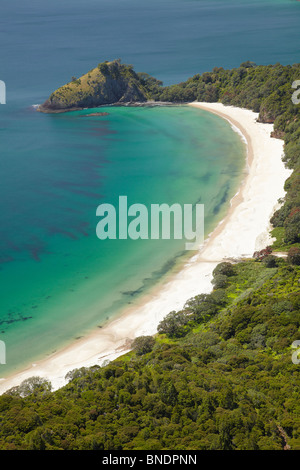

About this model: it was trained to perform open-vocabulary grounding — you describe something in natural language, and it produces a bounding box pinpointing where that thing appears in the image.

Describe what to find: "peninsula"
[38,59,150,113]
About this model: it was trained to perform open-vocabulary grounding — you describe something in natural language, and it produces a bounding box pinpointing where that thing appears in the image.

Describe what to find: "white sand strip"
[0,102,291,394]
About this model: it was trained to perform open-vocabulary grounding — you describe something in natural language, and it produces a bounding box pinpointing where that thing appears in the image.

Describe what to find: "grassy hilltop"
[38,59,150,113]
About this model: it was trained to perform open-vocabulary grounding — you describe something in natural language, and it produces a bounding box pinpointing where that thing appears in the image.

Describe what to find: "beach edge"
[0,102,291,394]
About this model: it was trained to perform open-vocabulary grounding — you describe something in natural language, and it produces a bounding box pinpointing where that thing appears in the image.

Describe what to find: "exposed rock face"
[257,108,276,123]
[271,129,285,139]
[38,60,149,113]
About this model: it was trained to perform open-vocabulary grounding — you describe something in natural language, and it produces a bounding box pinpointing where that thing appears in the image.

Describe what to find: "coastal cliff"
[38,60,149,113]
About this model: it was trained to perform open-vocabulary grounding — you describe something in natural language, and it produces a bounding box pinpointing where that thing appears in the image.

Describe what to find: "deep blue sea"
[0,0,299,376]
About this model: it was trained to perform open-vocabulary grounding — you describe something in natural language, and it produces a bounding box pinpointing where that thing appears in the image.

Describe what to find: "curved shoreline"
[0,102,291,394]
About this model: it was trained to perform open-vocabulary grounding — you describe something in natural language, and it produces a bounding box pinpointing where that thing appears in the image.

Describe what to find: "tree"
[98,63,109,75]
[132,336,155,355]
[240,61,257,68]
[262,255,278,268]
[157,310,189,338]
[65,366,96,383]
[287,246,300,265]
[159,381,178,406]
[15,376,52,398]
[212,274,228,289]
[284,224,300,244]
[184,293,220,322]
[213,262,235,277]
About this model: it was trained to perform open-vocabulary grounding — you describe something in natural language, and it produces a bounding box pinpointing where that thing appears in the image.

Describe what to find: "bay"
[0,0,299,376]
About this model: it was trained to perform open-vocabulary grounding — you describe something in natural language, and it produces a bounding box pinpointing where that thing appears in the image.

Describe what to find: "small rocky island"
[38,60,152,113]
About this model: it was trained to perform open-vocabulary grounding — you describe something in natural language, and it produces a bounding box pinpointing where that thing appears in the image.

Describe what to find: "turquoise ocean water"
[0,0,299,376]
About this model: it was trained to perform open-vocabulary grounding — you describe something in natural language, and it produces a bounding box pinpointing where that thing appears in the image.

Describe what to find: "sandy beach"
[0,102,291,395]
